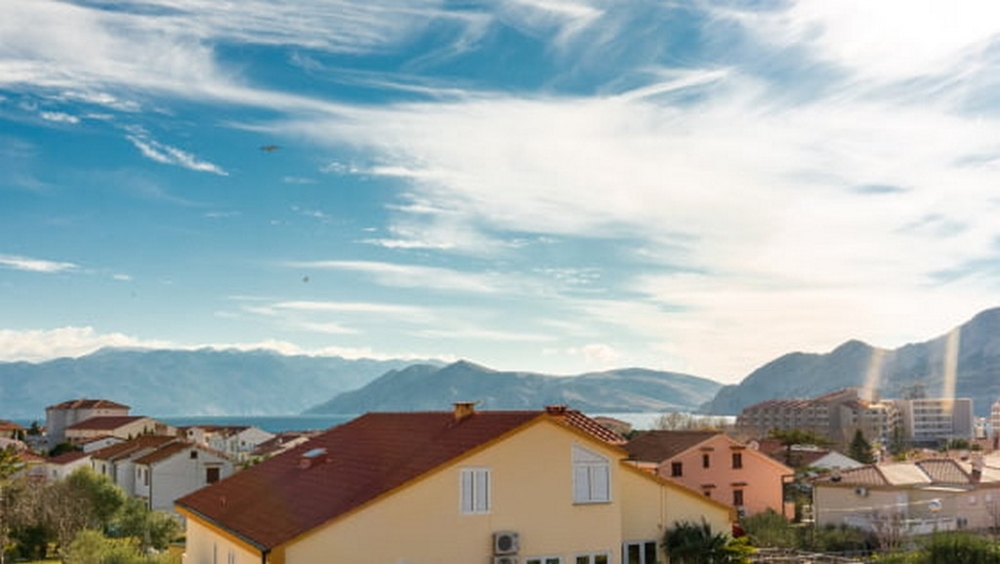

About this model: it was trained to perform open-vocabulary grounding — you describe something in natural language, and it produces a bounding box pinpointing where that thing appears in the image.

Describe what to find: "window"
[226,551,235,564]
[206,466,221,484]
[460,468,491,514]
[624,541,657,564]
[732,452,743,469]
[190,450,198,459]
[733,489,744,507]
[702,453,710,468]
[526,557,561,564]
[670,461,683,477]
[576,553,609,564]
[573,445,610,503]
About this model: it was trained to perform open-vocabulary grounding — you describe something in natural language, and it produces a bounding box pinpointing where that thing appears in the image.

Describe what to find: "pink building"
[625,430,793,517]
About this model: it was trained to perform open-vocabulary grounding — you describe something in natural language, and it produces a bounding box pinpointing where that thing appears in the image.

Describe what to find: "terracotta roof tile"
[134,441,197,465]
[177,410,553,550]
[48,450,90,465]
[47,398,130,411]
[623,430,721,462]
[90,435,179,461]
[0,420,25,431]
[916,459,971,485]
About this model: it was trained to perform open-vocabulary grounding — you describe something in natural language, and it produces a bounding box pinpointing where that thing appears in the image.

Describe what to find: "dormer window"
[573,445,610,504]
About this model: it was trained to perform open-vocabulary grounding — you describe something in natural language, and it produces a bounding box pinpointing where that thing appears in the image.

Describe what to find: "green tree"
[0,446,25,564]
[663,519,749,564]
[767,428,831,468]
[849,430,876,464]
[65,467,129,531]
[113,497,181,551]
[741,509,797,549]
[63,529,178,564]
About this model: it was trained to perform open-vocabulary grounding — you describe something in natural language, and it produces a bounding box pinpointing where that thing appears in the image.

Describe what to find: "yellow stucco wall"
[183,416,735,564]
[285,419,624,563]
[619,464,732,562]
[182,511,262,564]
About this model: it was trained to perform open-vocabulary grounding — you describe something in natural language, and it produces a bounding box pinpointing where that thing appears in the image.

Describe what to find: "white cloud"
[727,0,1000,82]
[288,260,503,293]
[0,327,172,362]
[39,111,80,124]
[125,131,228,175]
[0,254,77,273]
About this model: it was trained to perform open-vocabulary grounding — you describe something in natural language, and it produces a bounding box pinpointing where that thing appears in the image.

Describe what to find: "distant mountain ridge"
[702,307,1000,417]
[0,348,422,420]
[304,360,723,414]
[4,306,1000,422]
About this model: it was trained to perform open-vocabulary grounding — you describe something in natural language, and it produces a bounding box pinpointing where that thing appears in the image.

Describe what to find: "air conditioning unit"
[493,531,519,555]
[494,557,519,564]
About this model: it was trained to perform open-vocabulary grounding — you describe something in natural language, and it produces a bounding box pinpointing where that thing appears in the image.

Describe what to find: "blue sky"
[3,0,1000,384]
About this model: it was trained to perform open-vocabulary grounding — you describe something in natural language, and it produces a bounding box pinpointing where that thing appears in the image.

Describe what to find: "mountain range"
[3,306,1000,421]
[303,360,722,414]
[703,307,1000,417]
[0,348,419,420]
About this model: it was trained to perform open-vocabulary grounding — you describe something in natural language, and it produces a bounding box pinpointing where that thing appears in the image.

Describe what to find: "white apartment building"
[892,397,974,445]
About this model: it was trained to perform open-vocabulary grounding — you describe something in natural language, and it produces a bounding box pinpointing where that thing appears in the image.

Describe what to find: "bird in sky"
[260,145,280,152]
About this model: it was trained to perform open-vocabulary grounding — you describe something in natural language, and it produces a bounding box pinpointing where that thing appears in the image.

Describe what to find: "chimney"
[453,402,477,421]
[545,405,568,417]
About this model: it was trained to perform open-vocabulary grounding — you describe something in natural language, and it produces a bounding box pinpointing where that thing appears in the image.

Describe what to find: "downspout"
[261,548,269,564]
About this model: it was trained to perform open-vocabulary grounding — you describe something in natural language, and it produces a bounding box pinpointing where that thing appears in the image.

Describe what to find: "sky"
[3,0,1000,384]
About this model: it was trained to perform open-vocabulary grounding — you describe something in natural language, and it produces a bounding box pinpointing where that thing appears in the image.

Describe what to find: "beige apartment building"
[737,388,900,446]
[737,388,973,448]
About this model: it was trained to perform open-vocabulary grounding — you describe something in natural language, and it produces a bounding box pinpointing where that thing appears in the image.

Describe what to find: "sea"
[13,412,710,434]
[157,412,669,434]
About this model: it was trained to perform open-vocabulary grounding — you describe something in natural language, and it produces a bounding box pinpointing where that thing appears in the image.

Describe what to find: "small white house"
[46,450,92,481]
[183,425,274,462]
[133,442,234,512]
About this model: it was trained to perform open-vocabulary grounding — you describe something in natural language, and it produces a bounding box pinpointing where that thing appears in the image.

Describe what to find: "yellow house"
[176,405,733,564]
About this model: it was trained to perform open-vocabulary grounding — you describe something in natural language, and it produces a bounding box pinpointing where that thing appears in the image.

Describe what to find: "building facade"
[177,406,733,564]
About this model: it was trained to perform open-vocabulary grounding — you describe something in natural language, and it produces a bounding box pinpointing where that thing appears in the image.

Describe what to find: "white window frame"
[573,445,611,504]
[525,557,562,564]
[459,467,491,514]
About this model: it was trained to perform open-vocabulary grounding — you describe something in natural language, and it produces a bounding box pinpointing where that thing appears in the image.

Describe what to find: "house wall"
[46,457,91,481]
[815,483,1000,531]
[143,448,234,512]
[46,406,130,444]
[656,434,790,517]
[185,517,261,564]
[283,421,628,564]
[619,464,731,562]
[66,417,157,442]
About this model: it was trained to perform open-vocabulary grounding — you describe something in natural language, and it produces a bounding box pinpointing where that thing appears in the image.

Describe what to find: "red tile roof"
[134,441,207,465]
[624,430,721,462]
[48,450,90,465]
[0,420,25,431]
[66,416,148,431]
[90,435,179,461]
[177,409,615,551]
[47,398,130,411]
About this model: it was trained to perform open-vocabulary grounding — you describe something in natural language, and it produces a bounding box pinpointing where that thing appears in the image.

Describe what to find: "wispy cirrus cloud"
[125,129,228,175]
[0,254,77,273]
[287,260,504,293]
